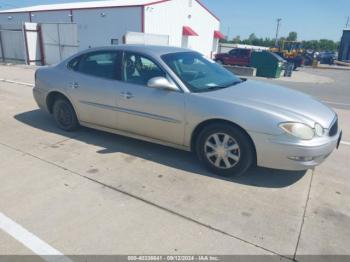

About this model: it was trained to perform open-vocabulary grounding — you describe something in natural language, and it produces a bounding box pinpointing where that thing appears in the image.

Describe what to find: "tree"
[220,31,338,51]
[318,39,337,51]
[248,33,257,42]
[301,39,339,51]
[286,32,298,41]
[232,35,241,43]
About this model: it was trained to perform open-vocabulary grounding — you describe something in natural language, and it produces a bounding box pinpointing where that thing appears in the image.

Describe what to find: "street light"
[275,18,282,48]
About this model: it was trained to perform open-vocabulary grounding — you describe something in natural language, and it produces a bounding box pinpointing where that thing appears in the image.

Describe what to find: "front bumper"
[249,130,342,171]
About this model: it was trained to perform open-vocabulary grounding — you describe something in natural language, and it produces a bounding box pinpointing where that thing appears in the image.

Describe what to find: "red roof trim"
[0,5,144,14]
[214,30,225,39]
[183,26,198,36]
[195,0,220,21]
[0,0,219,22]
[0,1,171,14]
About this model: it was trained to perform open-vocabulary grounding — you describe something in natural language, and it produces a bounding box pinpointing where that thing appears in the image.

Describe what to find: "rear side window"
[68,51,120,80]
[229,49,238,56]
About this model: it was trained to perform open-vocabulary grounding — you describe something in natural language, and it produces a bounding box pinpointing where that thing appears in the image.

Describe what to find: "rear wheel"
[52,98,79,131]
[196,123,255,177]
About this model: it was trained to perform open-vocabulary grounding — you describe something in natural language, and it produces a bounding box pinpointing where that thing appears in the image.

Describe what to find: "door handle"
[69,81,79,89]
[120,91,134,99]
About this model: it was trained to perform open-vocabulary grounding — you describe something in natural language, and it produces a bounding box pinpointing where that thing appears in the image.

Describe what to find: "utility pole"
[346,16,349,28]
[226,26,230,41]
[275,18,282,47]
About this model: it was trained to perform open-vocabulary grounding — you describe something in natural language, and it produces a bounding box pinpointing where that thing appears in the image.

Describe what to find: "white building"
[0,0,224,57]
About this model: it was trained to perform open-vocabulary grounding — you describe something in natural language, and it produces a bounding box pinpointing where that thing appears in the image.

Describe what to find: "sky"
[0,0,349,41]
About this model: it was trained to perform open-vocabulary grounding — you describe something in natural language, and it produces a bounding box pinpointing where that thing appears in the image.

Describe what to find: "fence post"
[38,24,45,65]
[0,25,5,62]
[23,23,30,65]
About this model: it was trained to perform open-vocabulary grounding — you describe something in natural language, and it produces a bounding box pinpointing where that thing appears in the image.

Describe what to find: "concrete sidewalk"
[0,64,36,85]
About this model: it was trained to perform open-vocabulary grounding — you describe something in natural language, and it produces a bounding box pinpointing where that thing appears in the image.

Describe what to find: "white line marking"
[0,78,34,87]
[322,100,350,107]
[0,212,72,262]
[341,141,350,146]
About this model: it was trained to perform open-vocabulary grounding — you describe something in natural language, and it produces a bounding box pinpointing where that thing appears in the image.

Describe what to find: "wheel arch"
[46,91,73,114]
[190,119,257,163]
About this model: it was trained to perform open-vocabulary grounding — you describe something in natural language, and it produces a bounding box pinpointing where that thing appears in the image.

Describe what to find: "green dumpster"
[251,51,284,78]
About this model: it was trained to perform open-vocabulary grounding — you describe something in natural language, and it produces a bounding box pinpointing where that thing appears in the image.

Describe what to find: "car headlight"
[279,122,315,140]
[314,123,325,137]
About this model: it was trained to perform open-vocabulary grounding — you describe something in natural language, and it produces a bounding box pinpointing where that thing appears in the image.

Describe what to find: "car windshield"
[162,52,242,92]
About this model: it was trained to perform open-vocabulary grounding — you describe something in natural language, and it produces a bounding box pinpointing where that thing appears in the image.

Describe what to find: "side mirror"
[147,77,178,91]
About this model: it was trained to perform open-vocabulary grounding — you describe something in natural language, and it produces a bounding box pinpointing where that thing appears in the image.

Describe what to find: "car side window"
[229,49,238,56]
[71,51,119,80]
[68,56,81,71]
[242,50,250,57]
[122,52,166,86]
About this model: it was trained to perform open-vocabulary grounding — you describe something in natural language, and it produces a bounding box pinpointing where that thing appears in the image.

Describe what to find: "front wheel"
[196,123,255,177]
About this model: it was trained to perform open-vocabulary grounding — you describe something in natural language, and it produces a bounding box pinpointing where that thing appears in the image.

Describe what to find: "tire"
[216,59,224,65]
[52,98,79,131]
[196,123,255,177]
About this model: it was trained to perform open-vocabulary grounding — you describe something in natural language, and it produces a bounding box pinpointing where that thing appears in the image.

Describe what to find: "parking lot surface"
[0,65,349,260]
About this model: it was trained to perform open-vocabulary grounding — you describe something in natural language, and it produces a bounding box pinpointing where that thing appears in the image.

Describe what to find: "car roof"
[80,45,193,57]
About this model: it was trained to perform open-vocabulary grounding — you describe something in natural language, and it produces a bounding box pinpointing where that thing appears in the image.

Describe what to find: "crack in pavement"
[293,168,315,260]
[0,141,293,260]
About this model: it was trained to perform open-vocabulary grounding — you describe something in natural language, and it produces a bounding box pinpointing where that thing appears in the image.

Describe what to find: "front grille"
[329,118,338,137]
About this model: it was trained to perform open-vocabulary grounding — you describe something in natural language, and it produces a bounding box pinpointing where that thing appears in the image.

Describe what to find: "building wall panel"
[31,10,72,23]
[0,12,29,24]
[73,7,142,50]
[144,0,220,57]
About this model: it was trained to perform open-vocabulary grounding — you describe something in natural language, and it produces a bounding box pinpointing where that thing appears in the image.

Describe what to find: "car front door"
[116,51,185,145]
[241,49,251,66]
[65,50,122,129]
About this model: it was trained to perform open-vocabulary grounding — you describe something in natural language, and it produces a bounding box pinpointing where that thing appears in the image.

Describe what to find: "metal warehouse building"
[339,29,350,62]
[0,0,223,64]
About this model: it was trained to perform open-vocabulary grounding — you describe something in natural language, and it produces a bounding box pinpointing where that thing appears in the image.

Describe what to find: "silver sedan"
[33,45,342,176]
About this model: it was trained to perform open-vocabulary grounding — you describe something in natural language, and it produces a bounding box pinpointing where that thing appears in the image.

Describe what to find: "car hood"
[199,80,335,128]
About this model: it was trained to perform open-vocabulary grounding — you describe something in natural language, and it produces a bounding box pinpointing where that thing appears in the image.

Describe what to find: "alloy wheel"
[204,133,241,169]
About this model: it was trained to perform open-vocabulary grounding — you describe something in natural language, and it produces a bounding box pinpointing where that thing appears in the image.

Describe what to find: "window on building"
[122,52,166,86]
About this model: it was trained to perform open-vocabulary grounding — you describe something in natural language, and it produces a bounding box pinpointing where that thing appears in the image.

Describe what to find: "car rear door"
[65,50,122,129]
[116,51,185,145]
[226,49,239,65]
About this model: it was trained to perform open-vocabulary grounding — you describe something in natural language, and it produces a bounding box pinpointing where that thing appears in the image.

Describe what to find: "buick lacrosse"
[33,45,342,176]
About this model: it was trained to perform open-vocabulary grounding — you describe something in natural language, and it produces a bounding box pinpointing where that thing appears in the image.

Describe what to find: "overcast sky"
[0,0,348,41]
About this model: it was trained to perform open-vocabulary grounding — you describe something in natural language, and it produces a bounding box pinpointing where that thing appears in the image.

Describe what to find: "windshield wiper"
[196,80,242,93]
[220,80,242,88]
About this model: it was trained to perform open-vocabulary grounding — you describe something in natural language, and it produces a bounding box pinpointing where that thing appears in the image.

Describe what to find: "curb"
[313,66,350,71]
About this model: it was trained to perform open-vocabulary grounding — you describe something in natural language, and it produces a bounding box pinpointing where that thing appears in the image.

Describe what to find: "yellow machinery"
[271,40,304,59]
